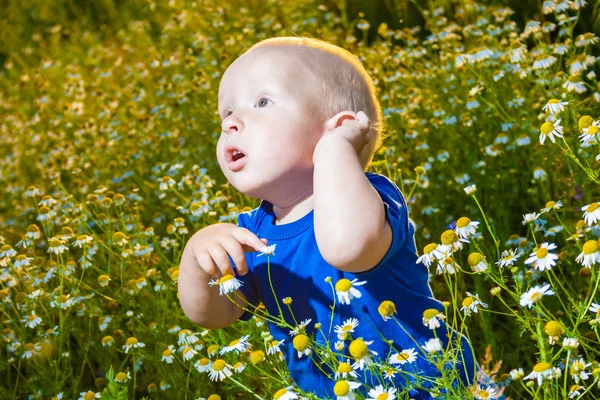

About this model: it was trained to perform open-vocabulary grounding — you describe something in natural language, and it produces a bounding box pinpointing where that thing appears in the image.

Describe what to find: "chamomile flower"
[208,359,233,381]
[335,278,366,305]
[292,334,312,358]
[578,123,600,145]
[510,368,524,380]
[208,274,243,296]
[569,358,591,383]
[377,300,397,321]
[588,303,600,325]
[562,337,580,350]
[266,339,285,355]
[461,292,488,316]
[495,248,523,268]
[416,243,445,267]
[22,310,42,329]
[524,362,554,386]
[123,337,145,353]
[422,308,445,330]
[569,385,583,398]
[388,348,418,365]
[436,255,458,275]
[544,321,564,345]
[332,380,361,400]
[454,217,480,239]
[349,338,378,370]
[523,212,540,224]
[473,384,497,399]
[334,318,360,340]
[440,229,468,252]
[520,284,555,308]
[272,386,298,400]
[47,238,68,255]
[257,244,276,257]
[540,200,563,213]
[181,346,197,361]
[468,252,488,273]
[423,337,443,354]
[78,392,100,400]
[524,242,558,271]
[22,342,42,358]
[542,99,568,114]
[220,335,251,355]
[289,318,311,336]
[581,202,600,226]
[366,385,397,400]
[464,184,477,195]
[161,345,175,363]
[575,240,600,268]
[233,361,246,373]
[539,119,564,144]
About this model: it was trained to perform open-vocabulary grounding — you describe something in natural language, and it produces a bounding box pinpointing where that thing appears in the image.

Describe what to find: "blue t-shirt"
[233,172,475,399]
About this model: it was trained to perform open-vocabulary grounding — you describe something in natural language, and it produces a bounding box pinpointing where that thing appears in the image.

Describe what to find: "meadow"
[1,0,600,399]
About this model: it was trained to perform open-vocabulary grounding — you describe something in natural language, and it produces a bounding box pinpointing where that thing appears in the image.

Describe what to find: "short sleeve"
[357,172,409,274]
[233,211,261,321]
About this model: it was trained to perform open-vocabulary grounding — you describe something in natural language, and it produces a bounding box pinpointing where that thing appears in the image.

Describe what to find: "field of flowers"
[1,0,600,399]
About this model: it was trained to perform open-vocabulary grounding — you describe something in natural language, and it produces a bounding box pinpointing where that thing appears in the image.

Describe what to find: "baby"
[179,36,502,399]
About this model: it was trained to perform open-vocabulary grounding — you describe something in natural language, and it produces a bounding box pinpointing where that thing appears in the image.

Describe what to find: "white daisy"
[334,318,360,340]
[208,359,233,381]
[161,345,175,363]
[366,384,397,400]
[588,303,600,325]
[540,200,563,213]
[220,335,251,355]
[122,337,145,353]
[510,368,524,380]
[563,337,580,350]
[542,99,568,115]
[266,338,285,355]
[194,357,212,373]
[335,361,358,379]
[22,310,42,329]
[461,292,488,316]
[388,348,418,365]
[520,284,555,308]
[208,274,243,296]
[416,243,446,267]
[454,217,480,239]
[495,248,523,268]
[292,334,312,359]
[78,392,100,400]
[578,123,600,145]
[335,278,366,305]
[524,362,554,386]
[575,240,600,268]
[332,380,361,400]
[271,386,298,400]
[422,309,445,330]
[523,212,540,224]
[289,318,312,337]
[473,384,497,399]
[524,242,558,271]
[422,337,443,354]
[436,255,457,275]
[539,119,564,144]
[569,358,591,383]
[348,338,378,370]
[257,243,277,257]
[581,202,600,226]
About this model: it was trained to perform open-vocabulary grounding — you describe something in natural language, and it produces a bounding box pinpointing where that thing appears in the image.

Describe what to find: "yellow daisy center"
[378,300,396,318]
[342,325,353,331]
[456,217,471,228]
[544,321,563,336]
[24,343,34,351]
[208,395,221,400]
[228,339,240,347]
[540,122,553,135]
[115,372,127,381]
[548,99,559,104]
[125,337,138,346]
[250,350,265,364]
[49,239,62,247]
[338,362,353,373]
[212,359,226,371]
[293,335,309,351]
[349,338,368,359]
[477,390,490,399]
[112,232,126,242]
[462,297,474,308]
[468,252,484,266]
[83,392,96,400]
[423,243,438,254]
[335,279,352,292]
[588,126,600,136]
[271,340,279,347]
[163,349,172,357]
[273,388,289,399]
[333,381,350,396]
[398,352,410,360]
[377,394,389,400]
[101,336,113,345]
[583,240,599,255]
[587,203,600,213]
[422,308,440,320]
[536,248,549,258]
[545,201,556,209]
[533,362,551,372]
[530,292,544,302]
[182,347,192,355]
[207,344,219,354]
[199,357,210,366]
[510,40,522,49]
[579,116,593,130]
[440,230,458,245]
[219,274,234,284]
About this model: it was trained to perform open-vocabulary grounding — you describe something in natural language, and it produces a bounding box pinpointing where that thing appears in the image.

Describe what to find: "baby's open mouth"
[232,150,245,161]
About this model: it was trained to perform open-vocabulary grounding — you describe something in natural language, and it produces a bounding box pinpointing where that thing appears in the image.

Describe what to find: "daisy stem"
[528,223,539,248]
[11,356,22,400]
[563,349,570,400]
[132,351,137,400]
[406,173,420,203]
[472,195,500,259]
[266,255,284,321]
[326,280,336,340]
[226,376,265,400]
[185,359,192,400]
[535,321,550,363]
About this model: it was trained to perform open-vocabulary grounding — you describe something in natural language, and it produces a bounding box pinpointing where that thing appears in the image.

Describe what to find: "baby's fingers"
[220,236,251,276]
[207,244,236,279]
[233,228,268,253]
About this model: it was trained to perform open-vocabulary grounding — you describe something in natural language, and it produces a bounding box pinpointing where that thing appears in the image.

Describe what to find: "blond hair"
[245,36,385,171]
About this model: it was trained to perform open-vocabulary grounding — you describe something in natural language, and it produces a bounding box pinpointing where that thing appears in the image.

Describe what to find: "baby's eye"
[256,97,271,108]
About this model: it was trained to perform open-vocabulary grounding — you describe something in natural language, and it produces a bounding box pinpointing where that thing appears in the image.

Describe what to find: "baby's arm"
[178,223,266,328]
[312,112,392,273]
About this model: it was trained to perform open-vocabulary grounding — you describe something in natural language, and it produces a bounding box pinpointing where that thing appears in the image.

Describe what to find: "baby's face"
[217,48,323,202]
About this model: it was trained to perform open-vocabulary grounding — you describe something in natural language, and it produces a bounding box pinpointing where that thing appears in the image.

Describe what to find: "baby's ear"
[325,111,357,132]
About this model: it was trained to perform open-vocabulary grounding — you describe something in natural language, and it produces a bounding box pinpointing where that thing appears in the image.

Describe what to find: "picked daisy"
[575,240,600,268]
[520,283,555,308]
[454,217,480,240]
[524,362,555,386]
[539,119,564,144]
[208,274,243,296]
[257,243,277,257]
[366,385,397,400]
[208,359,233,381]
[335,278,366,305]
[220,334,251,355]
[388,348,418,365]
[495,248,523,268]
[461,292,488,316]
[542,99,568,115]
[524,242,558,271]
[334,318,360,340]
[332,380,361,400]
[581,202,600,226]
[422,308,445,330]
[348,338,378,370]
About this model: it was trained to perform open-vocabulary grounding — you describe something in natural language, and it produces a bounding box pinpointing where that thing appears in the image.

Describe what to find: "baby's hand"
[320,110,371,156]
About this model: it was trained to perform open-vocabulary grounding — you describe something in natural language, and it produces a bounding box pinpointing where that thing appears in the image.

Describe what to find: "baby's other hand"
[319,110,370,156]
